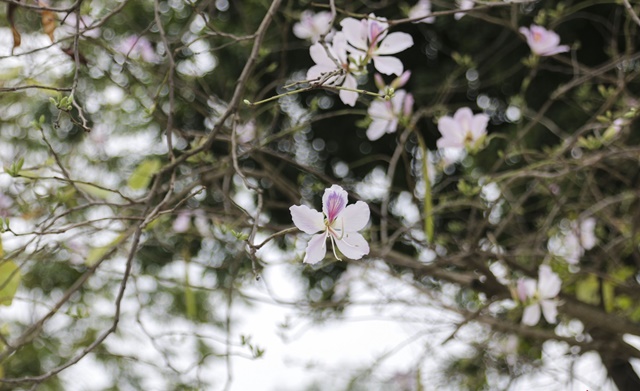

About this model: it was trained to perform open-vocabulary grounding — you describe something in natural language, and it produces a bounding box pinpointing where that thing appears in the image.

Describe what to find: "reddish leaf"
[41,5,56,42]
[8,3,21,54]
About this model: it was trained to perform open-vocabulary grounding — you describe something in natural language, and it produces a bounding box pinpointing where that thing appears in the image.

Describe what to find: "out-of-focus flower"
[340,14,414,76]
[517,265,562,326]
[60,13,101,39]
[173,210,210,236]
[0,193,12,218]
[519,25,569,56]
[293,11,334,43]
[436,107,489,164]
[548,218,597,264]
[454,0,475,20]
[366,90,413,141]
[290,185,370,264]
[116,35,160,63]
[307,32,359,106]
[409,0,435,24]
[235,120,256,144]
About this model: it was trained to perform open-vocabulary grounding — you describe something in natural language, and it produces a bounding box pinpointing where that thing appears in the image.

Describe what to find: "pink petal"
[366,119,391,141]
[376,32,414,55]
[470,113,489,140]
[290,204,325,234]
[304,233,328,264]
[372,55,404,76]
[334,232,369,260]
[322,185,348,223]
[339,201,370,232]
[309,42,337,67]
[538,265,561,299]
[522,304,541,326]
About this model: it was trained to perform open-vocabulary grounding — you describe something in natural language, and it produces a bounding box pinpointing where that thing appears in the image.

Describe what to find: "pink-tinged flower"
[340,14,414,76]
[307,32,359,106]
[454,0,475,20]
[0,193,12,218]
[517,265,561,326]
[293,11,334,43]
[436,107,489,162]
[61,13,101,39]
[409,0,435,24]
[117,35,160,63]
[236,120,256,144]
[366,90,413,141]
[519,25,569,56]
[290,185,370,264]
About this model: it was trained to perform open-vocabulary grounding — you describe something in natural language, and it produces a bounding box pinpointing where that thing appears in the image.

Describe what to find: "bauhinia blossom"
[307,32,359,106]
[409,0,435,24]
[293,11,334,43]
[117,35,159,63]
[519,25,569,56]
[290,185,370,264]
[516,265,562,326]
[436,107,489,163]
[366,89,413,141]
[340,14,414,76]
[548,218,597,264]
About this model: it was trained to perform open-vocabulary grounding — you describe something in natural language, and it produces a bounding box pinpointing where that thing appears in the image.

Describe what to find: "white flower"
[293,11,334,43]
[517,265,562,326]
[409,0,435,24]
[340,14,414,76]
[548,218,597,264]
[116,35,160,63]
[290,185,370,264]
[436,107,489,164]
[366,90,413,141]
[519,25,569,56]
[307,32,359,106]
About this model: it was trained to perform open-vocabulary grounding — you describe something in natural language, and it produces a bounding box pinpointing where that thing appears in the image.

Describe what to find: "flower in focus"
[548,218,597,264]
[293,11,334,43]
[519,25,569,56]
[307,32,359,106]
[436,107,489,163]
[454,0,475,20]
[366,89,413,141]
[116,35,159,63]
[290,185,370,264]
[409,0,435,24]
[517,265,562,326]
[340,14,414,76]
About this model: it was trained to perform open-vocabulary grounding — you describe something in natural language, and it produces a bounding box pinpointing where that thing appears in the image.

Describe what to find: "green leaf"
[128,159,161,190]
[575,274,599,305]
[0,260,22,306]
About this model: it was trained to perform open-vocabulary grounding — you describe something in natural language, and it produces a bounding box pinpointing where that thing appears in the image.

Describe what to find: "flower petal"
[322,185,348,222]
[538,265,561,299]
[522,303,541,326]
[470,113,489,140]
[540,300,558,324]
[304,233,328,264]
[366,119,390,141]
[335,232,369,260]
[339,201,370,232]
[376,32,414,55]
[309,42,336,67]
[372,55,404,76]
[339,74,358,106]
[340,17,368,52]
[290,204,325,234]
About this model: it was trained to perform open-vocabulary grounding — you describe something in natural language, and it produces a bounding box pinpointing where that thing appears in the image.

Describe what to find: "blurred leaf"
[576,274,600,305]
[0,260,22,306]
[8,3,20,54]
[128,159,161,190]
[40,5,56,42]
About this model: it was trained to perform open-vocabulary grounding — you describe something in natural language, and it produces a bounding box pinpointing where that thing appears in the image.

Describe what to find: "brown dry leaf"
[8,3,21,54]
[41,8,57,42]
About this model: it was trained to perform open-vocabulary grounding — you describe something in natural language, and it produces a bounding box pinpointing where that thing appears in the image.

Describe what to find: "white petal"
[340,18,368,51]
[309,42,336,67]
[372,55,404,76]
[376,32,414,55]
[339,74,358,106]
[290,205,325,234]
[580,218,597,250]
[334,232,369,260]
[304,233,328,264]
[366,119,390,141]
[538,265,561,299]
[540,300,558,324]
[470,113,489,140]
[522,304,541,326]
[339,201,370,232]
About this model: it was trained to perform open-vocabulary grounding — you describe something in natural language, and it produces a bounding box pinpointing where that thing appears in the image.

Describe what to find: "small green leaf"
[128,159,161,190]
[0,260,22,306]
